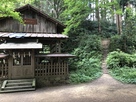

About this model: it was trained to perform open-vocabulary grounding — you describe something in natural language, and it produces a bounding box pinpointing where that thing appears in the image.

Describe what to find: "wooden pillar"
[56,40,61,53]
[31,49,35,77]
[8,50,12,79]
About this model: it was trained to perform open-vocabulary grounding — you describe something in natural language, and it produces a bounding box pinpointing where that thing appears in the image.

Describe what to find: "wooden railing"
[35,62,68,77]
[0,63,8,79]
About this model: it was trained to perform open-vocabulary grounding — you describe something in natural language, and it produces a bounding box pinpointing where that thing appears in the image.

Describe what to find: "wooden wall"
[0,10,57,33]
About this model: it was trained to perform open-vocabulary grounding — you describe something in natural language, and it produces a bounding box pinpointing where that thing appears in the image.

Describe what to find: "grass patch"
[69,68,102,84]
[68,57,102,84]
[69,58,102,84]
[109,67,136,84]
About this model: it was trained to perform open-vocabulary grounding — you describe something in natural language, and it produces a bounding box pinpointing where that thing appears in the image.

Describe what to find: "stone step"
[7,79,33,83]
[0,88,35,93]
[0,78,36,93]
[4,85,33,90]
[6,82,32,87]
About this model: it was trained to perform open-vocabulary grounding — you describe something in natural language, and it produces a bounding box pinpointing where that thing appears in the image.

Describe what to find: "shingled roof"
[0,32,68,39]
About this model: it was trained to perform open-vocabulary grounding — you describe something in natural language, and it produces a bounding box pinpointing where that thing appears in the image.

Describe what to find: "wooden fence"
[0,58,69,79]
[0,63,8,80]
[35,62,68,77]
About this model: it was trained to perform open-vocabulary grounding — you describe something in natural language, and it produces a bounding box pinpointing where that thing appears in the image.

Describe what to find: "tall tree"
[32,0,64,20]
[46,0,64,19]
[61,0,90,34]
[95,0,101,33]
[15,0,34,7]
[99,0,123,34]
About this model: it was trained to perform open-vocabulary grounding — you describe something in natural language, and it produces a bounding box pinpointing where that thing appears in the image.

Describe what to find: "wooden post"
[57,41,61,53]
[32,49,35,77]
[1,64,3,78]
[8,50,12,79]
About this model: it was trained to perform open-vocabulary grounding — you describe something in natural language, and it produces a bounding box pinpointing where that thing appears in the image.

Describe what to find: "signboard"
[23,18,37,25]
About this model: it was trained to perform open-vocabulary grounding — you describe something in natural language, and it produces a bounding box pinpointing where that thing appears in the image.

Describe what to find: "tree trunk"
[111,0,115,23]
[116,14,122,34]
[96,0,101,33]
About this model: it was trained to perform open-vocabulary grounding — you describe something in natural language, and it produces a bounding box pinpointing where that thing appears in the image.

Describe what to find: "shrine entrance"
[11,50,34,79]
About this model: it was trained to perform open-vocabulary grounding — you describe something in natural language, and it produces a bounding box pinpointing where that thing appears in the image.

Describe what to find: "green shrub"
[106,50,136,69]
[68,34,102,71]
[110,67,136,84]
[109,35,122,52]
[79,34,102,53]
[109,34,136,53]
[69,58,102,84]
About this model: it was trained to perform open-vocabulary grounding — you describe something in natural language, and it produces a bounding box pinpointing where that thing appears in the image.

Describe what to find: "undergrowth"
[110,67,136,84]
[107,51,136,84]
[69,58,102,84]
[67,34,102,84]
[106,50,136,68]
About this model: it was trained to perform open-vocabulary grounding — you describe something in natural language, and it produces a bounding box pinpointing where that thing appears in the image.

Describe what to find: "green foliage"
[62,21,102,53]
[100,20,117,38]
[79,34,102,55]
[109,35,121,52]
[69,58,102,84]
[65,30,102,83]
[0,0,23,23]
[82,20,117,38]
[32,0,64,20]
[99,0,123,15]
[110,67,136,84]
[61,0,90,34]
[16,0,34,6]
[106,51,136,68]
[109,34,136,53]
[66,33,102,71]
[62,20,117,54]
[67,33,102,69]
[109,8,136,53]
[61,19,103,84]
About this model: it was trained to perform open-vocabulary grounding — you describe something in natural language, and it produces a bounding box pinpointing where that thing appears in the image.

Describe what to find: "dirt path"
[0,75,136,102]
[0,39,136,102]
[101,39,109,74]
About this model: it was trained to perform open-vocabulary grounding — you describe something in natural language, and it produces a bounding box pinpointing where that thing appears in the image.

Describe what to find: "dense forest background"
[1,0,136,84]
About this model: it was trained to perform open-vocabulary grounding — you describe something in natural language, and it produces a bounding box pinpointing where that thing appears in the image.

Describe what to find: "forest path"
[101,39,110,74]
[90,39,124,86]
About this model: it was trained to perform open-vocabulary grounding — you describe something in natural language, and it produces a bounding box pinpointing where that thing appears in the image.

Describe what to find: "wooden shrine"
[0,4,74,87]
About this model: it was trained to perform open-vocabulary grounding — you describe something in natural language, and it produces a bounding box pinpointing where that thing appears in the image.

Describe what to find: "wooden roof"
[35,54,76,58]
[0,32,68,39]
[0,42,42,49]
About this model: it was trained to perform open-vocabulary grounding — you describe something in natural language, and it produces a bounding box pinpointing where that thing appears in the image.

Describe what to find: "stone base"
[36,76,69,88]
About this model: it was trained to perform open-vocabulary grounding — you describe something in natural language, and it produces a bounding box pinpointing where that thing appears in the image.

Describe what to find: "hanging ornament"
[18,52,20,58]
[29,51,31,57]
[3,59,5,64]
[24,52,26,57]
[13,52,15,58]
